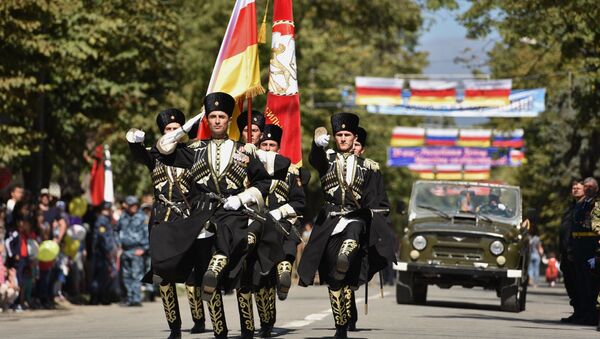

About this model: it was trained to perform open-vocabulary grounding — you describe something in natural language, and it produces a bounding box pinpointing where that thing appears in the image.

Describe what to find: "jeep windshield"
[411,181,520,222]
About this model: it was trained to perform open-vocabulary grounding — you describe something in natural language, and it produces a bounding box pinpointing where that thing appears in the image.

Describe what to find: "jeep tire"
[499,277,525,312]
[396,272,427,304]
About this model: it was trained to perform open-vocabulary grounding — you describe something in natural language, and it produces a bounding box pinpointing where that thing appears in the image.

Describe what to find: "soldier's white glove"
[315,134,330,147]
[269,209,282,221]
[156,134,178,155]
[223,196,242,211]
[126,128,145,143]
[588,257,596,269]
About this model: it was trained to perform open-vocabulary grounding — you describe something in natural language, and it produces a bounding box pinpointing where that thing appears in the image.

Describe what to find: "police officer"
[560,180,584,323]
[570,177,600,326]
[90,202,119,305]
[118,195,148,307]
[298,113,384,339]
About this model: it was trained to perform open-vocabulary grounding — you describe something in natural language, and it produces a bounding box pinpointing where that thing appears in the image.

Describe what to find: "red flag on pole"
[264,0,302,165]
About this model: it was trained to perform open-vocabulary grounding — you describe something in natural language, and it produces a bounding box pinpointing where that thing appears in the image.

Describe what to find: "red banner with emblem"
[264,0,302,165]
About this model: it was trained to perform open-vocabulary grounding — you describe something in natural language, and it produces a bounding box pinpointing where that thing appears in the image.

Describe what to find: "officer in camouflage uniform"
[118,195,149,307]
[90,202,119,305]
[298,113,384,339]
[127,109,215,339]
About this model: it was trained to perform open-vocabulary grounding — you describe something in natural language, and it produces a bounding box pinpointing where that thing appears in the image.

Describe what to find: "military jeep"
[395,180,530,312]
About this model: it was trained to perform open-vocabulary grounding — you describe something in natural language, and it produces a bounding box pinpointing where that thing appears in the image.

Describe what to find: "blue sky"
[418,2,501,75]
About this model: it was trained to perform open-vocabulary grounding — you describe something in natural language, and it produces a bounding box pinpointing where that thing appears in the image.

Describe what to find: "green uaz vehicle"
[395,180,530,312]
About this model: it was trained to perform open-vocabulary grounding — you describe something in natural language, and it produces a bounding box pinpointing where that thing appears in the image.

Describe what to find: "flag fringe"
[245,84,266,98]
[258,0,269,44]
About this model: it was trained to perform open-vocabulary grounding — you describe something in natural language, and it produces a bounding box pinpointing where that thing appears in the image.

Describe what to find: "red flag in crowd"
[89,145,105,206]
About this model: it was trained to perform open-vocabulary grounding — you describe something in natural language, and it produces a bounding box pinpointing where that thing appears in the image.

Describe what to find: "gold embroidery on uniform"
[343,286,353,319]
[237,291,255,331]
[208,292,225,335]
[328,288,348,326]
[255,287,272,324]
[186,285,203,321]
[160,284,178,324]
[340,239,358,256]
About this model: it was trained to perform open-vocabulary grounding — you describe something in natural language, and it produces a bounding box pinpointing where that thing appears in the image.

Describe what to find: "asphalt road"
[0,283,596,338]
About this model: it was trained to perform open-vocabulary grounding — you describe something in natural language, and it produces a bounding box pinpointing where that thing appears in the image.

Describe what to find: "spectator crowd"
[0,184,154,313]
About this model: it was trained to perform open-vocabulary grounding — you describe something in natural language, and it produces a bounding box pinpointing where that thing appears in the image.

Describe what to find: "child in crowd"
[545,252,559,287]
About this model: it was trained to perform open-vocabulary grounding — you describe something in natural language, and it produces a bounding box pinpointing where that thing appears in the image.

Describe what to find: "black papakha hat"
[156,108,185,132]
[356,127,367,146]
[204,92,236,117]
[237,110,266,134]
[331,112,359,135]
[262,124,283,145]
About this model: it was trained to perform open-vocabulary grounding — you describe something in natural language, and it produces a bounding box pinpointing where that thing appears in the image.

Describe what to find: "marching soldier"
[155,92,272,339]
[591,187,600,332]
[235,113,293,338]
[127,108,216,339]
[344,127,396,331]
[298,113,384,339]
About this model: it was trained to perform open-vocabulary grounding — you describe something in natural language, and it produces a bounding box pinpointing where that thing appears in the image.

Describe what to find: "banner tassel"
[258,0,269,44]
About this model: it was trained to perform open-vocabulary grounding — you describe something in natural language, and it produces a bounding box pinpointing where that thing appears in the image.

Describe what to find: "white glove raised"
[223,196,242,211]
[126,128,145,143]
[269,209,282,221]
[315,134,330,147]
[156,134,178,155]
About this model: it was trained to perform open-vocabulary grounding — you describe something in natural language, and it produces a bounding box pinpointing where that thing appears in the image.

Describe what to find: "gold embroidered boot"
[185,285,205,333]
[334,239,358,280]
[159,283,182,339]
[247,232,258,252]
[202,254,228,301]
[256,286,276,337]
[328,287,348,339]
[206,290,228,339]
[343,286,358,331]
[236,288,255,338]
[276,261,293,301]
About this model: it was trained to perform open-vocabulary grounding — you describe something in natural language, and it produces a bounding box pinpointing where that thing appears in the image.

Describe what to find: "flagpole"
[247,97,252,144]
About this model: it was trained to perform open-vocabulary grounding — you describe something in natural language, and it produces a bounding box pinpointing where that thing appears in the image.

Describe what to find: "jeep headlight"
[412,235,427,251]
[490,240,504,256]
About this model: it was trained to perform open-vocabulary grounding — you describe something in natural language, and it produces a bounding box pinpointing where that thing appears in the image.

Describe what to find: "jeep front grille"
[433,246,484,261]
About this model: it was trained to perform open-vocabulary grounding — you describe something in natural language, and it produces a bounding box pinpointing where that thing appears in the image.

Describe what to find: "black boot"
[276,261,292,301]
[236,289,255,338]
[334,326,348,339]
[207,290,228,339]
[334,240,358,280]
[202,254,228,301]
[258,324,273,337]
[167,328,181,339]
[159,283,182,337]
[186,285,206,333]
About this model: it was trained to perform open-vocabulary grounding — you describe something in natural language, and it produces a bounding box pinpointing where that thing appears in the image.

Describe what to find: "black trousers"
[320,221,363,290]
[560,251,577,309]
[572,257,600,319]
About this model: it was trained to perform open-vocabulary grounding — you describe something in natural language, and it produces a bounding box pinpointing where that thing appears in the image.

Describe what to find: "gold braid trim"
[237,290,255,331]
[186,285,204,321]
[343,286,353,319]
[208,292,226,335]
[255,287,272,324]
[267,286,276,324]
[160,284,178,324]
[277,261,292,276]
[340,239,358,257]
[328,288,348,326]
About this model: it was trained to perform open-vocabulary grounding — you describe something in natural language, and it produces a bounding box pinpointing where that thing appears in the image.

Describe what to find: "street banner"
[391,127,523,148]
[366,88,546,117]
[409,80,457,106]
[197,0,264,140]
[463,79,512,107]
[388,146,525,168]
[407,163,491,181]
[264,0,302,165]
[355,76,404,106]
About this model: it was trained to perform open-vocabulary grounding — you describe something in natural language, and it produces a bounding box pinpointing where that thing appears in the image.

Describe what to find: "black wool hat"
[204,92,236,117]
[356,127,367,146]
[331,112,359,135]
[156,108,185,132]
[237,110,266,134]
[262,124,283,145]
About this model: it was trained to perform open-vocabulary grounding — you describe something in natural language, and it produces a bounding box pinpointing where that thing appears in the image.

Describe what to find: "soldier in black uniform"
[570,177,600,326]
[155,92,272,339]
[234,114,293,338]
[127,109,215,339]
[298,113,384,339]
[559,180,584,323]
[346,126,396,331]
